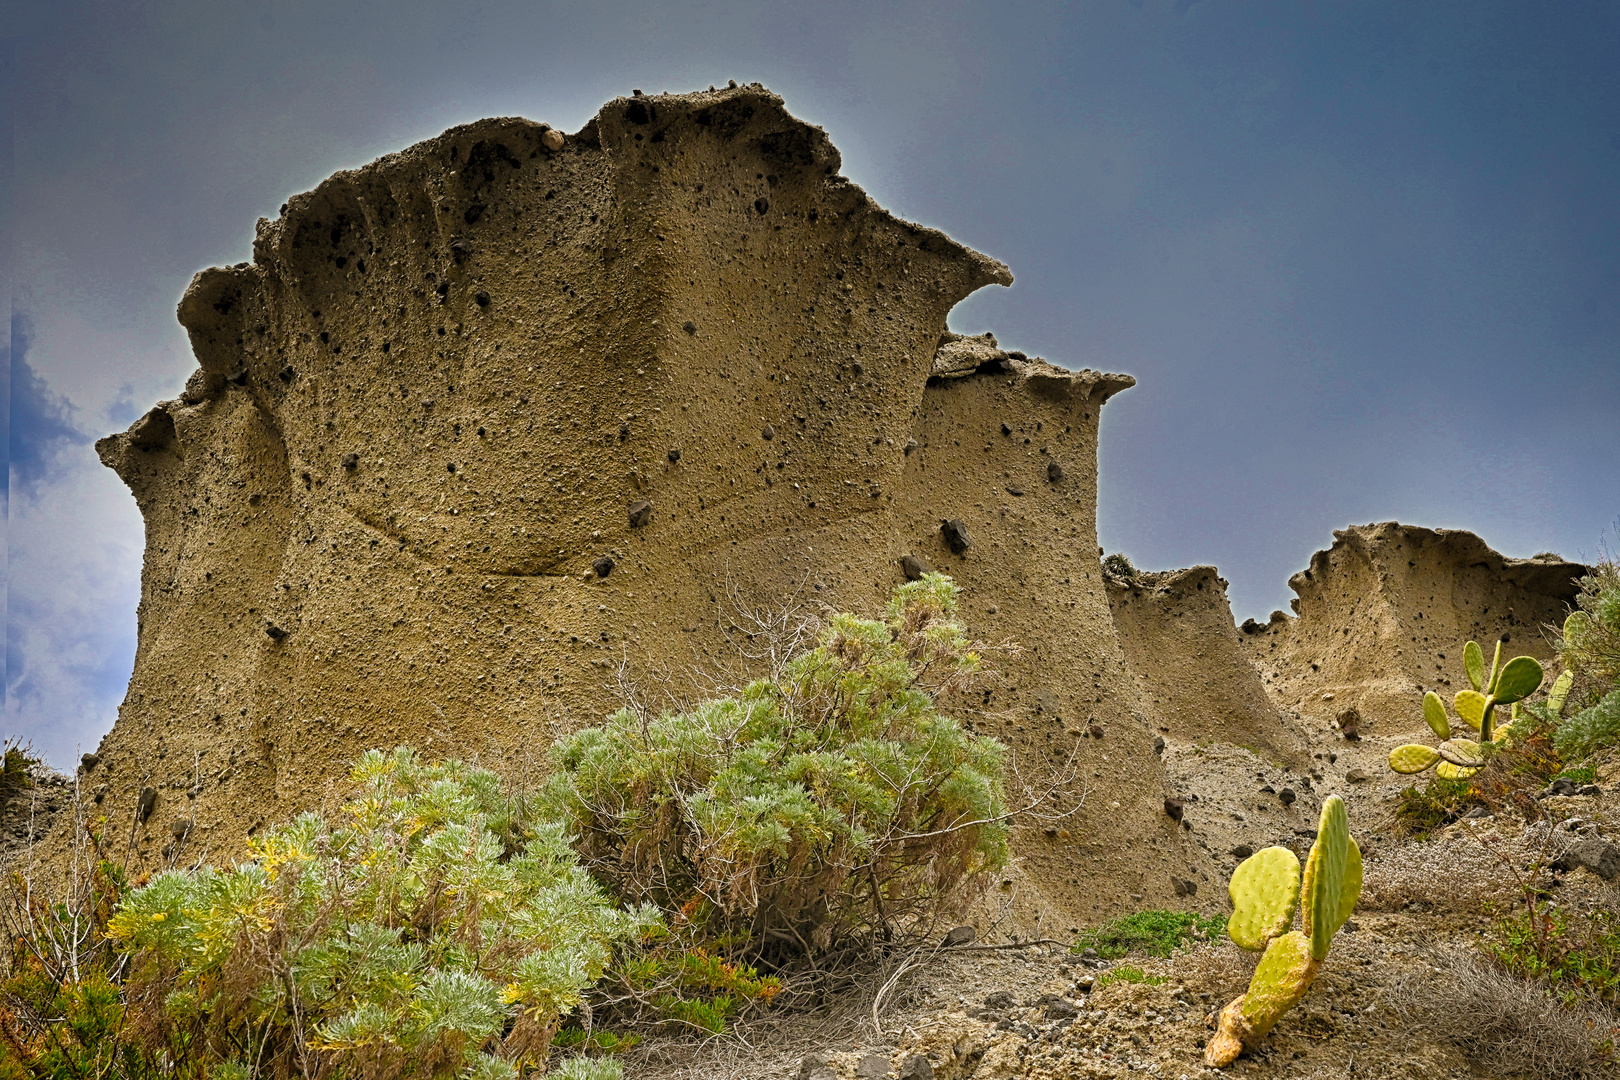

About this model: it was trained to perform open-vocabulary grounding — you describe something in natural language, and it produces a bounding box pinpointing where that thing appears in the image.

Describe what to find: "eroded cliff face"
[1238,523,1586,730]
[85,85,1214,920]
[1107,567,1308,768]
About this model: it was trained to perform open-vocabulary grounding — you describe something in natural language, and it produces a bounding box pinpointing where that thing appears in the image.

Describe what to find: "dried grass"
[1394,946,1619,1080]
[1165,941,1252,1005]
[1359,826,1563,914]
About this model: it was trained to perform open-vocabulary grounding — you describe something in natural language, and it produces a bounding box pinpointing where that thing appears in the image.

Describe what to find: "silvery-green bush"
[545,574,1009,958]
[109,748,655,1079]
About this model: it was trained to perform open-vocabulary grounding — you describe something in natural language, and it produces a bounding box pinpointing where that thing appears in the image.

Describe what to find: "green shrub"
[545,574,1009,960]
[1491,903,1620,1004]
[1560,558,1620,686]
[99,748,655,1080]
[0,741,35,813]
[1070,910,1225,960]
[1553,691,1620,761]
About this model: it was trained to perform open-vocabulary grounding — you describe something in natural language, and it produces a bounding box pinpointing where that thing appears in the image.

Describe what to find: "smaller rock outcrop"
[1108,566,1308,765]
[1240,523,1585,727]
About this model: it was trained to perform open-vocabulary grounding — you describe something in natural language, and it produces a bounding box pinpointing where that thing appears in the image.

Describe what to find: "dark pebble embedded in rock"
[984,990,1017,1009]
[762,424,775,441]
[171,819,192,840]
[667,448,681,462]
[1006,486,1024,496]
[1278,788,1297,805]
[1153,736,1166,754]
[682,320,697,334]
[80,753,99,771]
[1231,844,1254,859]
[1172,876,1199,897]
[474,290,491,307]
[592,556,615,578]
[900,554,932,581]
[1163,797,1185,821]
[855,1053,892,1079]
[1047,460,1065,483]
[627,500,653,528]
[904,438,919,455]
[1001,423,1013,435]
[1087,723,1104,739]
[941,518,971,554]
[341,452,359,470]
[1043,997,1080,1021]
[899,1055,934,1080]
[1553,839,1620,881]
[137,787,157,822]
[266,624,288,641]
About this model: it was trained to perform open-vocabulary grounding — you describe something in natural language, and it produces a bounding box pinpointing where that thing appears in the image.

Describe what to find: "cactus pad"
[1227,846,1300,951]
[1453,690,1487,731]
[1437,739,1487,768]
[1492,655,1544,704]
[1435,760,1481,780]
[1549,670,1574,717]
[1241,931,1321,1028]
[1464,640,1486,691]
[1389,744,1440,773]
[1422,692,1450,740]
[1204,932,1323,1067]
[1301,796,1349,960]
[1333,836,1362,935]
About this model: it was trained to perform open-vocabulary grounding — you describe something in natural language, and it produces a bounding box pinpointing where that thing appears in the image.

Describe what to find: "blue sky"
[5,0,1618,768]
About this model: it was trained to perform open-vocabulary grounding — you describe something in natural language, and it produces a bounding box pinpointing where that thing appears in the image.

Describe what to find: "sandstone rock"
[1242,523,1584,724]
[77,85,1206,925]
[1108,565,1307,766]
[931,331,1008,379]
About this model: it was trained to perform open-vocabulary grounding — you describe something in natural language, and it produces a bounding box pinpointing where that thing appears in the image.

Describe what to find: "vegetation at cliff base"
[544,573,1010,962]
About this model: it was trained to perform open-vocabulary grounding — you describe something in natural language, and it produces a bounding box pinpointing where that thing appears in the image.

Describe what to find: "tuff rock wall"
[1238,523,1586,731]
[85,85,1211,920]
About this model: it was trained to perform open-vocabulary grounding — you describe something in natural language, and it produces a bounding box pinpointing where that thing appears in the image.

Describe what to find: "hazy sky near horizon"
[4,0,1618,768]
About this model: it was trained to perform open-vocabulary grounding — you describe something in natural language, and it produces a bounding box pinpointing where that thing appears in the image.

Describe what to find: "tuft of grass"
[1394,777,1475,838]
[1071,910,1225,960]
[1095,965,1165,989]
[1101,553,1137,580]
[1397,947,1617,1080]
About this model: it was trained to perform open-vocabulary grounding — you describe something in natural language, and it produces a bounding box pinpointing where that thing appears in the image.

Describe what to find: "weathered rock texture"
[85,85,1211,919]
[1107,567,1308,767]
[1239,523,1586,729]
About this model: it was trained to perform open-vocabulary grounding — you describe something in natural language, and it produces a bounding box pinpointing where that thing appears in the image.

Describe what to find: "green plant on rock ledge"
[1388,639,1545,781]
[1203,796,1362,1068]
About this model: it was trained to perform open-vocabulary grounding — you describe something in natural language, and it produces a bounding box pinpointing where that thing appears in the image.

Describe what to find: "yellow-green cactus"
[1226,846,1300,951]
[1205,796,1361,1068]
[1386,638,1545,780]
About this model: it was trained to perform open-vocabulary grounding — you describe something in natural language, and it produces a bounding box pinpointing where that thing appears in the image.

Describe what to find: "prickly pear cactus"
[1205,796,1361,1068]
[1226,846,1300,951]
[1387,638,1545,780]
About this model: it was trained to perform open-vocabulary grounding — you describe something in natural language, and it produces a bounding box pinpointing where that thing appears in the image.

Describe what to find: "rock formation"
[87,85,1207,919]
[72,86,1589,934]
[1107,566,1308,767]
[1239,523,1585,730]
